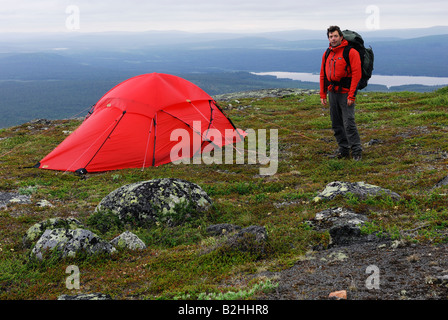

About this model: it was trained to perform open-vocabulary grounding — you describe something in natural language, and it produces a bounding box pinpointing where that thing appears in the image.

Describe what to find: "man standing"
[320,26,362,161]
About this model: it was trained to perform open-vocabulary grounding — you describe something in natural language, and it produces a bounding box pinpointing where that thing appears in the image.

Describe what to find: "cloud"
[0,0,447,33]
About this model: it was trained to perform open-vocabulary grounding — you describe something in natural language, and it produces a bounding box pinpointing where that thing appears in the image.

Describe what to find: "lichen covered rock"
[58,293,112,300]
[23,217,84,248]
[96,178,212,227]
[31,228,116,260]
[110,231,146,250]
[0,191,31,209]
[310,207,367,231]
[309,207,368,247]
[313,181,400,202]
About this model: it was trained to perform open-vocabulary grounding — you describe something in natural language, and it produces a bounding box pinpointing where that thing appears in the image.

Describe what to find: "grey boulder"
[96,178,212,227]
[309,207,368,247]
[313,181,400,202]
[23,217,84,248]
[31,228,116,260]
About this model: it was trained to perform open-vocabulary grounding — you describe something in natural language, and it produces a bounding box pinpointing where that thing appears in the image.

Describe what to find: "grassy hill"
[1,87,448,301]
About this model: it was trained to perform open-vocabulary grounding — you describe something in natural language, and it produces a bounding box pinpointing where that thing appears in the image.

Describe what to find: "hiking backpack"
[325,29,374,90]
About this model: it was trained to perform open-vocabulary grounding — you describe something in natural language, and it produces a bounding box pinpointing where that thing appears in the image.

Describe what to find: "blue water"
[252,72,448,88]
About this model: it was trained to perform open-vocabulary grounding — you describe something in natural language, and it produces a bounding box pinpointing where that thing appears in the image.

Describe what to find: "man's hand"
[321,98,327,106]
[347,99,355,106]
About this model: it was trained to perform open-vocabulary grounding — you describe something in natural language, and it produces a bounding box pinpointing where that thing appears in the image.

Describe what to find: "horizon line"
[1,25,447,35]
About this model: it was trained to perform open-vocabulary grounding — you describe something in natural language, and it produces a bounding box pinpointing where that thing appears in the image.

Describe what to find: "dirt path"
[258,239,448,300]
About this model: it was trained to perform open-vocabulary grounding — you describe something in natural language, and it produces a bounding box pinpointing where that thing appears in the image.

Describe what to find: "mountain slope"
[1,88,448,300]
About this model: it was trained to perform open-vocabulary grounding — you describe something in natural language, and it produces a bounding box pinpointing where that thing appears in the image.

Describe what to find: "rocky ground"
[3,89,448,302]
[257,238,448,300]
[213,88,318,101]
[255,181,448,301]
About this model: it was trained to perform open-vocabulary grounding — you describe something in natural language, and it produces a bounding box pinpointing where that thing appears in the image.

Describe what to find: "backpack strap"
[325,48,331,60]
[343,46,352,72]
[343,45,365,93]
[323,48,331,89]
[324,47,352,92]
[329,46,352,92]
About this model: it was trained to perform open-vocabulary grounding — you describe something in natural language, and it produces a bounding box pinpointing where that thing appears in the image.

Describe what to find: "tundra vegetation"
[0,87,447,299]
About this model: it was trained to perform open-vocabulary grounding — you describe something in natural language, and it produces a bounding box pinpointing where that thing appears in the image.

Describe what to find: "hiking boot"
[336,151,350,159]
[352,153,362,161]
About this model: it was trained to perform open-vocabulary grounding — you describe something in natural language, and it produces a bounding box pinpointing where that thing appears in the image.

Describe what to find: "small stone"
[391,239,408,249]
[58,293,112,300]
[110,231,146,250]
[329,290,347,300]
[36,200,54,207]
[0,191,31,209]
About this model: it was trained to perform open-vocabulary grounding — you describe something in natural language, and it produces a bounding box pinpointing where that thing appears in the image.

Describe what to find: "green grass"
[1,87,448,299]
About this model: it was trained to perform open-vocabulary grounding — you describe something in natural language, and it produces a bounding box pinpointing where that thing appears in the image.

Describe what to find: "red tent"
[36,73,246,173]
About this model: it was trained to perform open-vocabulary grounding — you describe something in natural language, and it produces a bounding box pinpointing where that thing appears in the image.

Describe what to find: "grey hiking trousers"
[328,91,362,155]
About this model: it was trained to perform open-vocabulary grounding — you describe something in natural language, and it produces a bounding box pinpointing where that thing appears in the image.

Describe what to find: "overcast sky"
[1,0,447,33]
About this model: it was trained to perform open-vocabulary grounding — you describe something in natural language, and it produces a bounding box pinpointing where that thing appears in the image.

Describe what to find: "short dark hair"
[327,26,343,38]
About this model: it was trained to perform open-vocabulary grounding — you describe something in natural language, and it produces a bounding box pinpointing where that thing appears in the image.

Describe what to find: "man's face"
[328,31,342,47]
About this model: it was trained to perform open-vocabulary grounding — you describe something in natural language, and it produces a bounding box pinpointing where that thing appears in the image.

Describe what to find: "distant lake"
[252,72,448,88]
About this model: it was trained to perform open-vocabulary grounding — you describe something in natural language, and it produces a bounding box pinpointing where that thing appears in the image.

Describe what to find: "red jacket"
[320,39,362,101]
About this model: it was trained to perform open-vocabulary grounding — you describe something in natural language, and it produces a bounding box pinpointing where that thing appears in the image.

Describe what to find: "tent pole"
[81,110,127,171]
[142,118,154,171]
[151,115,157,167]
